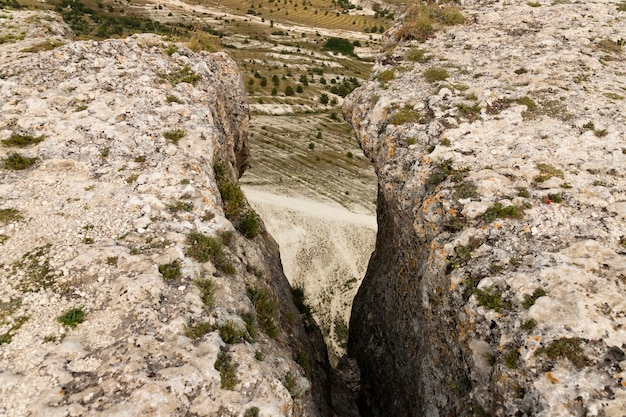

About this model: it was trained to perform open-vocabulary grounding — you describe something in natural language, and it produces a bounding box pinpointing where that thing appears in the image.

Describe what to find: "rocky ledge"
[0,11,329,417]
[344,0,626,416]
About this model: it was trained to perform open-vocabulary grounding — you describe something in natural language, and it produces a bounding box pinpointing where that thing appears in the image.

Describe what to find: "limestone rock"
[0,11,327,417]
[344,1,626,416]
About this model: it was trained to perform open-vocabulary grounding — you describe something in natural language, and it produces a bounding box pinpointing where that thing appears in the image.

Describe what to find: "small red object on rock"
[544,197,551,205]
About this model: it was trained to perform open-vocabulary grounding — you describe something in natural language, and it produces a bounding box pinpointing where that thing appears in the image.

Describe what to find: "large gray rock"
[344,1,626,416]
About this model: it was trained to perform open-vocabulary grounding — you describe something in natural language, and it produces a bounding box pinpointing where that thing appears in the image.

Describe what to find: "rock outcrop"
[344,1,626,416]
[0,11,329,416]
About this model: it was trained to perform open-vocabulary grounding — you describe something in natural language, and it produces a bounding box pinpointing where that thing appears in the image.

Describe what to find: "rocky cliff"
[0,11,330,416]
[344,1,626,416]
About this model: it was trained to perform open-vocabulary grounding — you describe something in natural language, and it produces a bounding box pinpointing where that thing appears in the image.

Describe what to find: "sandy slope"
[243,188,376,362]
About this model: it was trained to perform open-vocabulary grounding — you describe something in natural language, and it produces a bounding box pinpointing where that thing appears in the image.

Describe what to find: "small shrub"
[247,286,280,338]
[453,181,479,200]
[238,210,261,239]
[547,193,564,203]
[166,94,182,103]
[186,231,233,274]
[184,321,212,339]
[57,307,85,328]
[195,278,217,309]
[521,318,537,331]
[163,129,186,144]
[2,152,37,170]
[167,200,193,213]
[218,321,246,344]
[291,285,312,317]
[125,174,139,184]
[241,312,258,340]
[255,350,265,361]
[215,350,237,390]
[283,371,299,398]
[405,48,429,62]
[159,65,199,86]
[285,85,295,96]
[597,38,623,54]
[0,208,22,224]
[377,69,395,83]
[536,337,589,368]
[428,159,456,186]
[522,288,547,309]
[1,133,44,147]
[106,256,118,266]
[214,162,246,219]
[245,407,260,417]
[514,67,528,75]
[456,103,481,121]
[158,260,181,281]
[423,67,449,83]
[294,348,311,374]
[473,286,508,313]
[443,215,468,233]
[503,346,521,369]
[482,202,524,223]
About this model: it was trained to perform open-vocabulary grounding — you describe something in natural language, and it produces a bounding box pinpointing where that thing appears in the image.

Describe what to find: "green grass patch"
[522,288,548,309]
[186,231,234,274]
[0,208,22,224]
[387,105,424,125]
[405,48,430,63]
[0,316,28,345]
[376,69,395,83]
[2,152,37,170]
[423,67,449,83]
[218,321,246,344]
[195,278,217,309]
[482,202,524,223]
[158,260,182,281]
[167,200,194,213]
[159,65,199,86]
[57,307,85,328]
[473,286,509,313]
[534,163,564,183]
[1,133,44,147]
[163,129,186,144]
[184,321,213,339]
[503,346,521,369]
[536,337,589,368]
